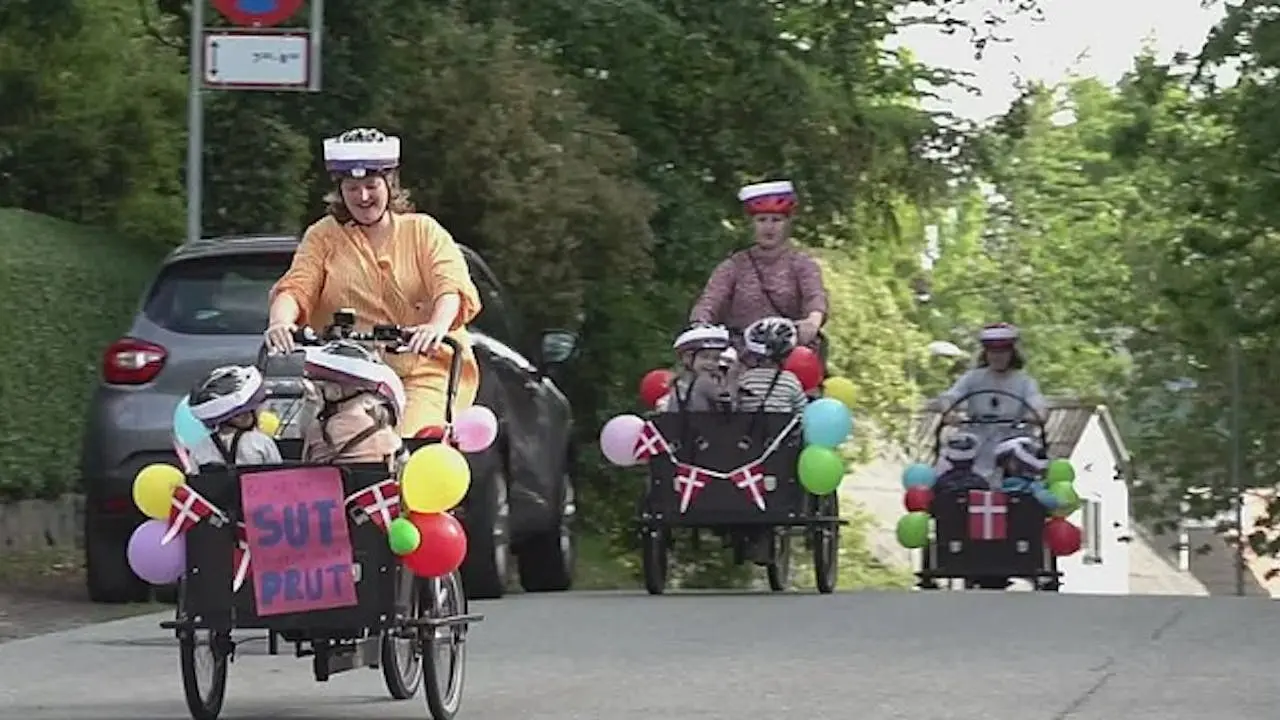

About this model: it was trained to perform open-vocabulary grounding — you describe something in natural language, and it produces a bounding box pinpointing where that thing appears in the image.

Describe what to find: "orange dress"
[270,213,482,435]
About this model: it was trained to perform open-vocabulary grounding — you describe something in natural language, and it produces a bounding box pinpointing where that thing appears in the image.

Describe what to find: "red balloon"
[639,369,674,408]
[1044,517,1083,556]
[783,347,823,391]
[402,512,468,578]
[414,424,448,441]
[904,486,934,513]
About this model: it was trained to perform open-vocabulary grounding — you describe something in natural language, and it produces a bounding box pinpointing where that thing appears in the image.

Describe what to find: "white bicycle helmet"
[995,436,1047,472]
[189,366,266,427]
[303,341,407,424]
[942,431,980,463]
[743,316,798,358]
[322,127,401,178]
[674,324,731,353]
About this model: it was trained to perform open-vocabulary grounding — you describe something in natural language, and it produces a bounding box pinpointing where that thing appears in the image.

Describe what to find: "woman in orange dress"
[264,127,482,436]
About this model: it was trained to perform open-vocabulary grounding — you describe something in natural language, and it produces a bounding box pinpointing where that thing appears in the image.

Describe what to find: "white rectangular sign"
[203,31,311,90]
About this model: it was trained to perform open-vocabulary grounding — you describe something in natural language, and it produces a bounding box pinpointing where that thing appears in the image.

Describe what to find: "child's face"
[226,412,257,431]
[690,349,721,374]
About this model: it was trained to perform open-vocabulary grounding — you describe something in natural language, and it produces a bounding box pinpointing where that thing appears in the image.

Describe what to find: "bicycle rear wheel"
[382,567,424,700]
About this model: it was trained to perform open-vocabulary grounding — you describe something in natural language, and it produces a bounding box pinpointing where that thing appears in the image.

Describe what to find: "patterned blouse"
[689,246,828,332]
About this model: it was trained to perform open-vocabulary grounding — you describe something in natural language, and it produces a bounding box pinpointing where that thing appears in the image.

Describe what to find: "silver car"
[79,234,580,602]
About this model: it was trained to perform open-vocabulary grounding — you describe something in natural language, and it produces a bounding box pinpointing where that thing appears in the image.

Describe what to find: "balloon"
[132,464,184,520]
[415,424,450,443]
[173,398,208,448]
[453,405,499,453]
[1044,517,1083,556]
[904,486,934,513]
[387,517,421,556]
[1046,458,1076,485]
[821,375,857,409]
[127,519,186,584]
[797,445,845,494]
[639,369,674,408]
[599,414,645,467]
[802,398,854,448]
[1030,481,1062,510]
[257,410,281,437]
[783,347,823,391]
[901,463,936,490]
[401,444,471,513]
[402,512,468,578]
[896,512,931,549]
[1048,482,1080,517]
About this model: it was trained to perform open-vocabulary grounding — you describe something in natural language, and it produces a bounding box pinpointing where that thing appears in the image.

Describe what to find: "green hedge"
[0,208,162,500]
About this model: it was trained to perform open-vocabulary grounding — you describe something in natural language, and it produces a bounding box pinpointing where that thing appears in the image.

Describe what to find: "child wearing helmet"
[187,366,283,469]
[657,324,735,412]
[927,322,1047,421]
[302,340,408,465]
[734,316,807,414]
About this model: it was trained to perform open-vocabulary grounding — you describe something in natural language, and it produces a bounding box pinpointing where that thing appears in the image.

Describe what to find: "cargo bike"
[162,314,482,720]
[636,409,845,594]
[915,388,1062,591]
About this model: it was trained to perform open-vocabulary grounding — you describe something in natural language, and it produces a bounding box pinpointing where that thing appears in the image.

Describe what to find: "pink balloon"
[127,519,186,585]
[599,414,645,467]
[454,405,499,453]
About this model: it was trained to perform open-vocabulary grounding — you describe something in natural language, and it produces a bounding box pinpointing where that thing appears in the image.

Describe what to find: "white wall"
[1057,416,1131,595]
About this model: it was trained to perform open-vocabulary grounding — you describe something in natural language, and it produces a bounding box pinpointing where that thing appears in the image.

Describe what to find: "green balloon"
[1048,482,1080,517]
[798,445,845,494]
[896,512,931,549]
[387,517,421,556]
[1046,458,1075,486]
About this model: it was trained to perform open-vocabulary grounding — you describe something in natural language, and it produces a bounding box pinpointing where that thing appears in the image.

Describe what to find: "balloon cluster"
[796,391,854,494]
[892,458,1086,557]
[388,430,483,578]
[128,463,187,584]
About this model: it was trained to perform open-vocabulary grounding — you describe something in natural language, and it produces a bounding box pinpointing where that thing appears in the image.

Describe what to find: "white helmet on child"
[674,324,731,352]
[744,316,798,358]
[942,431,980,463]
[995,436,1047,472]
[189,366,266,427]
[303,341,407,424]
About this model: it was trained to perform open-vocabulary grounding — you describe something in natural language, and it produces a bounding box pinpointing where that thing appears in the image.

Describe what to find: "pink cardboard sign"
[240,467,358,616]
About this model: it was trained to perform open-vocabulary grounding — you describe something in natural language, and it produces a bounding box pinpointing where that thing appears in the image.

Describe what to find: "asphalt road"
[0,590,1275,720]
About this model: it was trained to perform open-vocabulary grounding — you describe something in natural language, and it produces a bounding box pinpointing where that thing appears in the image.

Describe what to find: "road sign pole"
[185,0,205,245]
[309,0,324,92]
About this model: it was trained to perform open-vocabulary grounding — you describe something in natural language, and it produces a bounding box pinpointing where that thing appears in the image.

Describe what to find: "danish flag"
[633,421,670,462]
[172,434,195,474]
[674,463,709,513]
[232,522,251,593]
[345,478,401,530]
[967,489,1009,541]
[162,484,226,545]
[731,461,768,511]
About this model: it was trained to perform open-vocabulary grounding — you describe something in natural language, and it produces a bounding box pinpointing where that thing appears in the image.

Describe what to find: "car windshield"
[143,254,291,335]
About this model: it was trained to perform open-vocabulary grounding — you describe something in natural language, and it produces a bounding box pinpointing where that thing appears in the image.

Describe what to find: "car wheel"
[516,471,576,593]
[459,456,511,600]
[84,507,149,604]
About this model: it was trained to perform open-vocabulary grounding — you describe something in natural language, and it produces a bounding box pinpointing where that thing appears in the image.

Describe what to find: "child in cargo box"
[301,340,408,467]
[186,365,283,469]
[656,324,736,412]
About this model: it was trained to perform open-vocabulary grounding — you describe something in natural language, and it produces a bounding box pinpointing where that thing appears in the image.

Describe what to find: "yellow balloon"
[401,444,471,513]
[822,376,857,409]
[257,410,281,437]
[133,463,184,520]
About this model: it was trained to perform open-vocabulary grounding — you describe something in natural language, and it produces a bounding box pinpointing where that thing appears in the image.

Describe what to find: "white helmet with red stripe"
[978,322,1019,348]
[303,341,407,424]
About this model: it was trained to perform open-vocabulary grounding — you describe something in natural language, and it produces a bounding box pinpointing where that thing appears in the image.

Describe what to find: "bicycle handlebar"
[256,311,465,425]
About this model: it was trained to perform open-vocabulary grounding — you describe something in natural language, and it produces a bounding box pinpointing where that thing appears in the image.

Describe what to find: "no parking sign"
[212,0,305,27]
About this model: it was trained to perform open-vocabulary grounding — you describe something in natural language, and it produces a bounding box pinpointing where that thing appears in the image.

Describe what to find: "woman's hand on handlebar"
[264,322,298,354]
[402,321,449,356]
